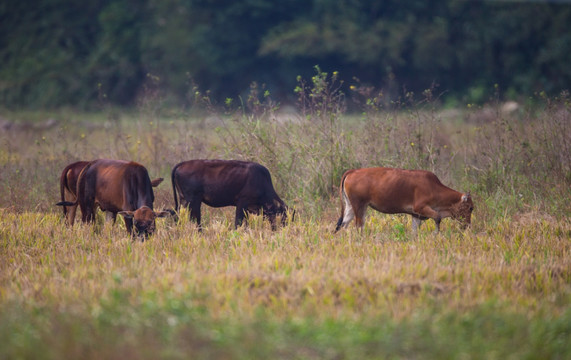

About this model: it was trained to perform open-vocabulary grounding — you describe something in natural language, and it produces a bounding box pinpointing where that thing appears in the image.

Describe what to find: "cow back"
[79,159,155,213]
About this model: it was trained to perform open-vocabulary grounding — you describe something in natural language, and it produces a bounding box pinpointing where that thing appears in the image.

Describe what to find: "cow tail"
[334,171,350,232]
[59,166,69,215]
[171,163,180,212]
[57,162,91,207]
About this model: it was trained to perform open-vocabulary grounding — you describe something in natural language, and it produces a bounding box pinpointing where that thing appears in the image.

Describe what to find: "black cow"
[57,159,169,239]
[171,159,290,230]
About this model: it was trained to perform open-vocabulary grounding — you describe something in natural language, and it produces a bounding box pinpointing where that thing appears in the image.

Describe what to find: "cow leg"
[262,210,277,231]
[412,204,441,233]
[79,173,97,224]
[235,203,248,229]
[433,218,441,233]
[124,217,134,236]
[259,204,277,230]
[63,189,77,226]
[188,202,202,231]
[81,206,95,223]
[80,196,95,224]
[353,202,368,230]
[106,211,117,224]
[335,192,356,232]
[268,214,277,231]
[411,214,430,235]
[411,215,423,236]
[68,205,78,226]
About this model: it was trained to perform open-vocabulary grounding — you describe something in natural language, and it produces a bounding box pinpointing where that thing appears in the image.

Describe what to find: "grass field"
[1,92,570,358]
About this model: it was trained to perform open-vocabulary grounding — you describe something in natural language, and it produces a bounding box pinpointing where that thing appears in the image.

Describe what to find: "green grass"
[1,299,570,359]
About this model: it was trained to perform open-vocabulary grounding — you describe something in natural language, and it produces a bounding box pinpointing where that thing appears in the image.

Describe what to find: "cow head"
[452,193,474,229]
[119,206,170,239]
[259,199,288,229]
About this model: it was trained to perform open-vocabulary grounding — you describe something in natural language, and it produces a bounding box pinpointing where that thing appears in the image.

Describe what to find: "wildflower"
[350,85,356,91]
[411,142,415,147]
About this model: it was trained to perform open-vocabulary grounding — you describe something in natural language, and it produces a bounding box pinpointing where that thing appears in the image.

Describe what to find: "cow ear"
[151,178,164,187]
[118,211,135,219]
[461,193,471,202]
[155,210,171,218]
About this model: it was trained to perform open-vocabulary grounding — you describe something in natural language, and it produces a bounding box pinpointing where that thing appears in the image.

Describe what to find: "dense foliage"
[1,0,570,108]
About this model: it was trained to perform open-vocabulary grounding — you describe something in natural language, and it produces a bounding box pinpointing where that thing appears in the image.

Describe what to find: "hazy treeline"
[1,0,570,108]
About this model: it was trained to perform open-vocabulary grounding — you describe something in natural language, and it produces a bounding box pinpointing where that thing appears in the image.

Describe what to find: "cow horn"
[151,178,164,187]
[155,210,171,218]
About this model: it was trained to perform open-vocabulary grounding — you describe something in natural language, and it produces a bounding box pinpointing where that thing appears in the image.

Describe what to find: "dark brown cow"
[59,161,89,226]
[171,159,289,230]
[57,159,169,239]
[334,167,474,234]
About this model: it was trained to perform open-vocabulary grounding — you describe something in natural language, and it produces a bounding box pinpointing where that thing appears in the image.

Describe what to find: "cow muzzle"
[135,222,155,239]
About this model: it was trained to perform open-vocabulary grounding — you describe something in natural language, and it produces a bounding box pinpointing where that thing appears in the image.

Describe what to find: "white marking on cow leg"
[412,216,422,236]
[341,191,355,228]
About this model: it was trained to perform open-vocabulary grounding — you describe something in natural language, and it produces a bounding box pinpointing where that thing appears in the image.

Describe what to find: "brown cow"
[58,160,164,227]
[59,161,90,226]
[171,159,290,230]
[57,159,169,239]
[334,167,474,234]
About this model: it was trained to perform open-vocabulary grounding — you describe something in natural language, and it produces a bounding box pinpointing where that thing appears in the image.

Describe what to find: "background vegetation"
[1,0,570,108]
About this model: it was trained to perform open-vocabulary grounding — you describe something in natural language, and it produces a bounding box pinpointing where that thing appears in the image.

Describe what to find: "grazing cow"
[59,161,90,226]
[171,159,290,230]
[334,167,474,234]
[56,159,169,239]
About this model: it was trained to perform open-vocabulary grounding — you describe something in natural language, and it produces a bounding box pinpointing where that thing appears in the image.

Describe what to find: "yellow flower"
[411,142,415,146]
[350,85,356,91]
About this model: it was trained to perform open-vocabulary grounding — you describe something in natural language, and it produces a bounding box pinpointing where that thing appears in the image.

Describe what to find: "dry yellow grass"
[0,103,569,357]
[2,207,569,322]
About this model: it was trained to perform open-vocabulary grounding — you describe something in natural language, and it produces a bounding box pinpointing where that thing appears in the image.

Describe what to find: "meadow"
[1,87,570,358]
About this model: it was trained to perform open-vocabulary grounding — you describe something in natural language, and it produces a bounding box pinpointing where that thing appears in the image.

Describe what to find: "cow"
[56,159,169,239]
[171,159,290,230]
[59,161,90,226]
[334,167,474,235]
